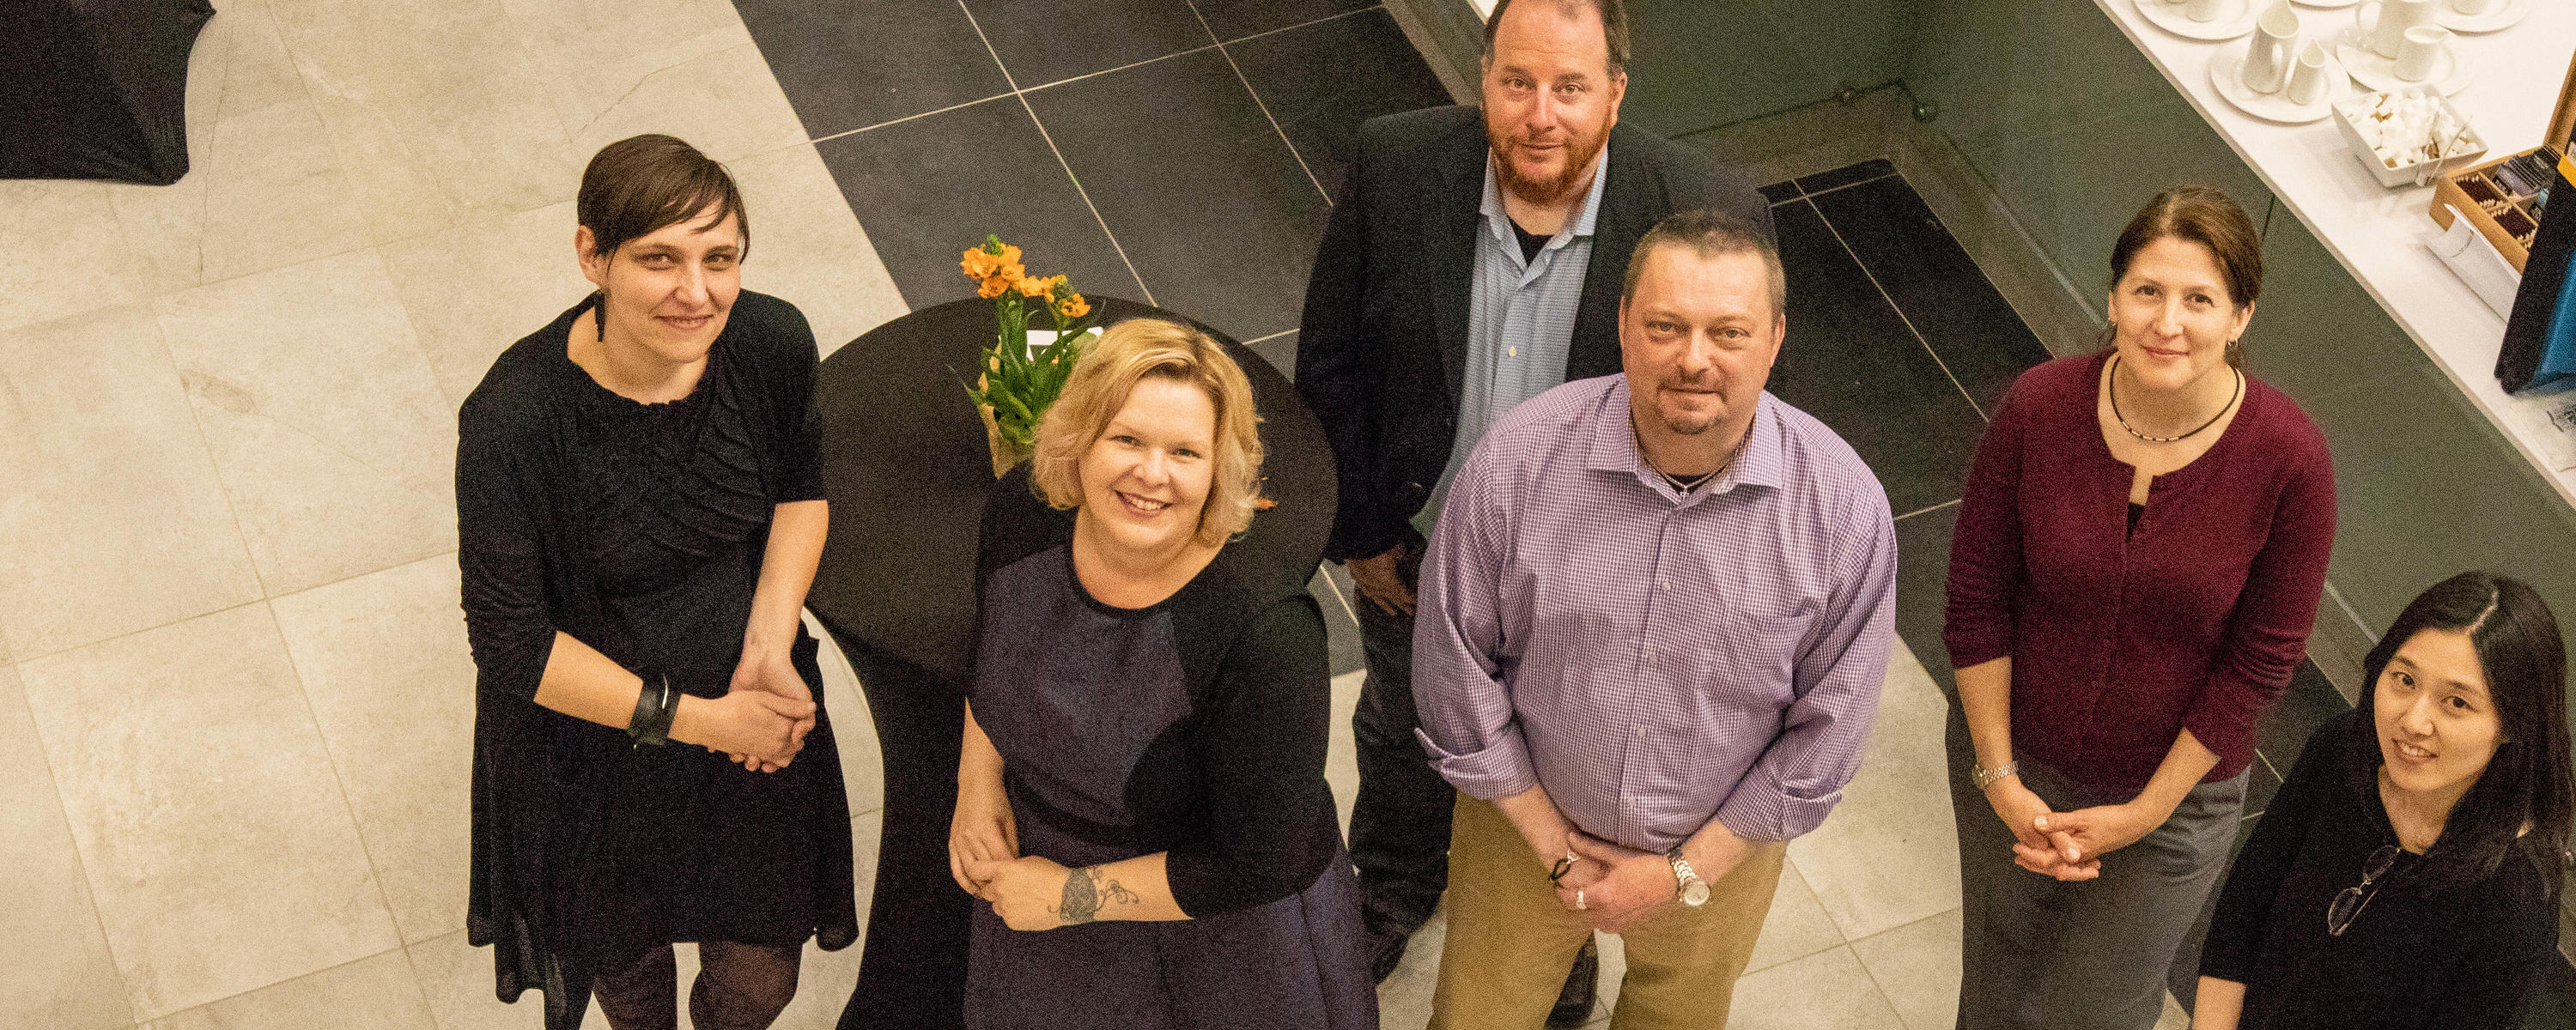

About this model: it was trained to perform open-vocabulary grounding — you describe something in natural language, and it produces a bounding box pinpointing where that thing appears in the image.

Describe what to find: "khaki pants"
[1431,796,1786,1030]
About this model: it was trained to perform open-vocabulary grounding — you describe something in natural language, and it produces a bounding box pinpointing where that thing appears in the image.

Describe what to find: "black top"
[971,468,1341,916]
[2201,710,2559,1029]
[1510,218,1548,264]
[457,292,857,1030]
[1293,104,1776,561]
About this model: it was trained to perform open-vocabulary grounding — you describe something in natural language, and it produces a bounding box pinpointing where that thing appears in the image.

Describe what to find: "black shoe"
[1363,924,1411,984]
[1546,938,1600,1028]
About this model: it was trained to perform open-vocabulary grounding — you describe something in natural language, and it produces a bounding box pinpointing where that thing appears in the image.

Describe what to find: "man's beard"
[1485,120,1608,208]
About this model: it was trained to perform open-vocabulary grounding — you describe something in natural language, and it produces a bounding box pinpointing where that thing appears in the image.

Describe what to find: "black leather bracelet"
[627,674,676,748]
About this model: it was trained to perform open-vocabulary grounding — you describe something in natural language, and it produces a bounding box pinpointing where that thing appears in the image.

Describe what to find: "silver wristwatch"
[1667,846,1710,906]
[1971,760,2020,791]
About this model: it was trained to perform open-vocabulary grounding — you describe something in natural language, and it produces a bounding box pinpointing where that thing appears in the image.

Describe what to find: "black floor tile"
[1808,174,2054,416]
[2244,751,2283,819]
[1310,564,1364,677]
[1025,49,1332,342]
[1758,179,1803,205]
[1227,7,1450,201]
[2254,660,2351,777]
[1893,502,1959,694]
[2167,815,2263,1010]
[1195,0,1376,42]
[965,0,1214,88]
[1793,158,1893,197]
[1247,330,1298,382]
[1770,198,1987,518]
[815,97,1144,314]
[738,0,1010,137]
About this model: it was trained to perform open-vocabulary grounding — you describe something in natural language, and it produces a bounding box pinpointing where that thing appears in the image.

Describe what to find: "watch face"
[1682,880,1711,906]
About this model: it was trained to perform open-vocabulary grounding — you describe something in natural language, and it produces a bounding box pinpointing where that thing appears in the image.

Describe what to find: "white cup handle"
[2356,2,2379,37]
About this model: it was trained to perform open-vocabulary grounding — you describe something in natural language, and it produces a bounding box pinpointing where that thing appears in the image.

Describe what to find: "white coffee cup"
[2242,3,2300,94]
[2185,0,2228,21]
[2358,0,2439,58]
[2288,40,2331,104]
[2450,0,2498,15]
[2394,25,2450,81]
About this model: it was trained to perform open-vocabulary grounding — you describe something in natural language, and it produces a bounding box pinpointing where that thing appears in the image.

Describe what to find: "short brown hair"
[2109,187,2261,364]
[577,134,749,261]
[1029,318,1266,547]
[1484,0,1629,76]
[1622,208,1785,317]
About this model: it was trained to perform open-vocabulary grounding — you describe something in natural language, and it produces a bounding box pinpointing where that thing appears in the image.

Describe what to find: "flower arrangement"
[960,235,1096,475]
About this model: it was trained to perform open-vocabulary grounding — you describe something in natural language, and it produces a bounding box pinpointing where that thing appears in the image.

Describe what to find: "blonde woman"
[945,318,1374,1028]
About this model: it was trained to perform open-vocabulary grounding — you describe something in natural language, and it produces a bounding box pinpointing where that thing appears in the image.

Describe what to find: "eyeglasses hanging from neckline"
[2326,845,2404,936]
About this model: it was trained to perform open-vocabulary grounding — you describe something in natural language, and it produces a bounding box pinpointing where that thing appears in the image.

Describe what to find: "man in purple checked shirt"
[1413,208,1898,1029]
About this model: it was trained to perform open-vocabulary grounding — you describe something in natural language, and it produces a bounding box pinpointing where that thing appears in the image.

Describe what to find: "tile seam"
[1180,0,1330,204]
[1802,196,1990,423]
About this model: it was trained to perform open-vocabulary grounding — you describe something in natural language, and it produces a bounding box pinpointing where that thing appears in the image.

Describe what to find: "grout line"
[811,92,1019,143]
[1801,197,1990,423]
[1894,498,1961,523]
[262,596,418,972]
[2257,748,2282,784]
[952,1,1157,307]
[3,664,143,1025]
[1217,4,1386,48]
[1313,561,1362,626]
[1241,328,1295,346]
[1789,171,1901,205]
[1182,0,1331,203]
[1018,42,1225,97]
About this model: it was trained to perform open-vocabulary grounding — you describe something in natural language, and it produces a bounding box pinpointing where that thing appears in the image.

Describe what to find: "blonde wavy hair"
[1030,318,1265,547]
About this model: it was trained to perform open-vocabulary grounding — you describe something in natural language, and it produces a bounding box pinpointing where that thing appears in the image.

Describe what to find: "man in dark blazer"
[1293,0,1771,1017]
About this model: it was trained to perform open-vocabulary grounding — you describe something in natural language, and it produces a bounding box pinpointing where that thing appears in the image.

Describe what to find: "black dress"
[456,292,859,1030]
[962,471,1375,1030]
[2200,709,2560,1029]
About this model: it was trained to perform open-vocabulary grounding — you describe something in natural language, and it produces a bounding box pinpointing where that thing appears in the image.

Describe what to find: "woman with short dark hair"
[1944,187,2338,1029]
[2194,571,2571,1030]
[457,133,857,1030]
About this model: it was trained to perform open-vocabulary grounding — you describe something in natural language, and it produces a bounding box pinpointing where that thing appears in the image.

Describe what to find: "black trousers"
[1345,531,1456,937]
[836,645,971,1029]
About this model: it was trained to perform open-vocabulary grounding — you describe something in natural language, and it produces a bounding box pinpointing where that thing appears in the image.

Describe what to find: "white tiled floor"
[0,4,2154,1029]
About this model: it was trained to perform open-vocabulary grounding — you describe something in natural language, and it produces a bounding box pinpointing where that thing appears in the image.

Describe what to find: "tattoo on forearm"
[1050,865,1142,925]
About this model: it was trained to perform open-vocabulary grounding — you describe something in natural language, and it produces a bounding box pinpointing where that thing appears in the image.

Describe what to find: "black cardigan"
[2201,709,2560,1029]
[1292,104,1773,561]
[972,468,1343,915]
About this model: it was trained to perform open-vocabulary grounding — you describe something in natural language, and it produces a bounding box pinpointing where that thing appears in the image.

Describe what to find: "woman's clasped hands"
[1989,775,2165,881]
[700,647,815,772]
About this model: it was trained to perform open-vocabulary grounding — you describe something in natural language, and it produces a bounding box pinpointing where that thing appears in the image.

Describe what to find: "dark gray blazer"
[1292,105,1772,561]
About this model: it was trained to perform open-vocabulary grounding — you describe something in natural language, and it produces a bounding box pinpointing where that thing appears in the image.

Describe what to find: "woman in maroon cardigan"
[1942,187,2337,1030]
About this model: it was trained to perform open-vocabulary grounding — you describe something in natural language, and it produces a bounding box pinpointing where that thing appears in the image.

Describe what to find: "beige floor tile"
[547,40,809,165]
[409,927,605,1030]
[155,248,459,597]
[377,201,590,407]
[1788,644,1963,940]
[500,0,744,78]
[1747,858,1850,974]
[0,305,262,659]
[17,603,400,1020]
[100,0,232,297]
[271,555,478,945]
[278,0,580,245]
[1727,945,1908,1030]
[1327,668,1362,832]
[0,181,143,333]
[726,143,909,357]
[812,614,886,816]
[1847,907,1962,1030]
[195,80,378,285]
[1376,904,1445,1030]
[0,665,135,1030]
[146,948,434,1030]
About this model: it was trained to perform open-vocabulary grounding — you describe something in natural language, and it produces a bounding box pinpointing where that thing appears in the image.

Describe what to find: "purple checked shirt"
[1413,376,1899,850]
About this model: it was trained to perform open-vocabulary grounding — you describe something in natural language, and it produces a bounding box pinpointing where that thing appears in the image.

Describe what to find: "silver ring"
[1575,888,1587,911]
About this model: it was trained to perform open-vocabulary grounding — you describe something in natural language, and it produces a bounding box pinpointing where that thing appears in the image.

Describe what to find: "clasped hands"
[705,646,816,772]
[947,780,1081,931]
[1548,830,1740,933]
[1984,778,2161,882]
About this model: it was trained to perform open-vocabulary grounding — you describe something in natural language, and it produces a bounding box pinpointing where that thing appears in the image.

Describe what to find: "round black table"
[807,297,1332,1027]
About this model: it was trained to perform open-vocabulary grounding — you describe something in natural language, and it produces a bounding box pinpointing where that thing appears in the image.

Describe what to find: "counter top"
[2099,0,2576,508]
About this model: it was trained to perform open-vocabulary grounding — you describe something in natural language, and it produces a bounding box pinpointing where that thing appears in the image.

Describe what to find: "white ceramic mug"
[2394,25,2450,81]
[2357,0,2439,58]
[2450,0,2498,15]
[2288,40,2331,104]
[2185,0,2228,21]
[2242,3,2300,94]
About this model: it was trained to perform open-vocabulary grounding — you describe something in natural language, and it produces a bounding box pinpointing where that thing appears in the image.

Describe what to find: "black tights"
[594,941,803,1030]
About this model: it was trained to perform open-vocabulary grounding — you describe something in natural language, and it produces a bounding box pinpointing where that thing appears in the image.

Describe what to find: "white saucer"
[2211,38,2348,123]
[2293,0,2357,8]
[2438,0,2530,33]
[2137,0,2260,40]
[2338,30,2474,95]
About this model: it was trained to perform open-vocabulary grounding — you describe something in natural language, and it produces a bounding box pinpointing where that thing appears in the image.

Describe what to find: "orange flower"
[977,275,1012,299]
[961,239,1024,281]
[1016,274,1064,300]
[1056,293,1090,318]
